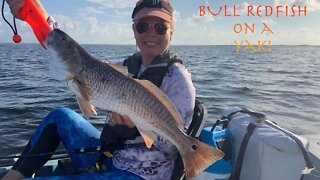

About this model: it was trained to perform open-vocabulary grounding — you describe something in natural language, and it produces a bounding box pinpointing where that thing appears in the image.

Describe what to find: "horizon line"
[0,43,319,46]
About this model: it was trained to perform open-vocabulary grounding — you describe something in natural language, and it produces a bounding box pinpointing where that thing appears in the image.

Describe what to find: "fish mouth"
[45,29,64,48]
[45,30,55,48]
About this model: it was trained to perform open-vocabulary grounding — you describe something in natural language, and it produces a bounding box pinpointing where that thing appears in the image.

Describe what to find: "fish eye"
[62,37,67,42]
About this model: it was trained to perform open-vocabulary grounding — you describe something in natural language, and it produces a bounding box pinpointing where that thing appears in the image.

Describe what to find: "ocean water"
[0,44,319,165]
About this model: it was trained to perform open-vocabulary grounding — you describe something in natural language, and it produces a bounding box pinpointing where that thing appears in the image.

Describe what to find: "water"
[0,44,319,165]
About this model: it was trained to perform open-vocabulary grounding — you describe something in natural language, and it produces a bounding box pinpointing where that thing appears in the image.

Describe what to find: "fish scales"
[80,55,208,164]
[45,29,224,179]
[84,60,184,145]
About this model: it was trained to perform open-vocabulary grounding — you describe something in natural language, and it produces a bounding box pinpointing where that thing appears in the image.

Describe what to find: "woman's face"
[133,16,172,60]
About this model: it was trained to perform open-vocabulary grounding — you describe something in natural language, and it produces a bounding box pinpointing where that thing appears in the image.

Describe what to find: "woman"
[3,0,195,179]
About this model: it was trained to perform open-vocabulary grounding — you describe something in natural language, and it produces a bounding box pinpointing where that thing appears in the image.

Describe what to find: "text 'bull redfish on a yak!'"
[45,29,224,179]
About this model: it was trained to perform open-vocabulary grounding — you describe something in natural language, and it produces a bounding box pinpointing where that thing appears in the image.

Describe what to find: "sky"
[0,0,320,45]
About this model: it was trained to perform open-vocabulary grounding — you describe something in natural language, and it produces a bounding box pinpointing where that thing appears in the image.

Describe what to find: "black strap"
[123,53,141,78]
[227,109,314,179]
[171,99,204,180]
[216,109,265,180]
[186,98,204,137]
[139,58,182,87]
[212,108,266,130]
[123,52,183,87]
[266,121,314,171]
[230,122,260,180]
[224,109,266,123]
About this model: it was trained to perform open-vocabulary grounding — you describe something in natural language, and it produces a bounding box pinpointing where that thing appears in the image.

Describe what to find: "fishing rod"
[73,143,147,153]
[1,0,51,48]
[0,150,69,160]
[0,143,146,160]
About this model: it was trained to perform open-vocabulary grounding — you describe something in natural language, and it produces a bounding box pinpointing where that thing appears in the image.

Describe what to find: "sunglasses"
[134,22,169,35]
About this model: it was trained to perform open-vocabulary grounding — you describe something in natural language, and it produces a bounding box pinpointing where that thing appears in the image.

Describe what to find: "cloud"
[173,10,181,23]
[237,2,251,15]
[51,14,134,44]
[114,9,132,18]
[274,0,320,12]
[173,24,233,45]
[232,0,319,17]
[184,14,214,27]
[172,11,229,45]
[86,0,137,9]
[273,27,320,45]
[237,2,248,11]
[306,0,320,11]
[261,19,276,25]
[78,7,105,15]
[53,15,83,34]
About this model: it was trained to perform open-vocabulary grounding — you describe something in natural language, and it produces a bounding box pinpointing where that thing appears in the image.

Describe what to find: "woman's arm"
[5,0,48,20]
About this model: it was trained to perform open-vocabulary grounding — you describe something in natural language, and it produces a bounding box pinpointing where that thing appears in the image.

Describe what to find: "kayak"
[1,131,318,180]
[0,107,319,180]
[0,136,319,180]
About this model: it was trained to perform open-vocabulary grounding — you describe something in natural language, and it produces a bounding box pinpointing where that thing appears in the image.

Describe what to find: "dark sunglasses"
[134,22,169,35]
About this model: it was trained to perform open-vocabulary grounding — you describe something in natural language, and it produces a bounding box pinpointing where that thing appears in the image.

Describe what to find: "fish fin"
[182,138,224,179]
[91,106,97,116]
[136,127,157,148]
[67,80,96,117]
[134,79,184,129]
[76,96,97,119]
[66,80,81,96]
[108,64,129,76]
[74,78,91,101]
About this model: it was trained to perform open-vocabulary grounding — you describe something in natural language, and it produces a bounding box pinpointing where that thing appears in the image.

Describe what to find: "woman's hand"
[5,0,24,19]
[112,112,136,128]
[5,0,48,20]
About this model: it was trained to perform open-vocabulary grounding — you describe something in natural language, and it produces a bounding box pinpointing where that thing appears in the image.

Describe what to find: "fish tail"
[182,138,224,179]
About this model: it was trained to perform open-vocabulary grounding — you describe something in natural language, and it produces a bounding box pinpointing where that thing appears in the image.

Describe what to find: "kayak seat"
[32,99,206,179]
[171,98,206,180]
[186,98,207,138]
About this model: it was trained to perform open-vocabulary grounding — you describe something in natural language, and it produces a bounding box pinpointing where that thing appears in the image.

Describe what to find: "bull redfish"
[45,29,223,179]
